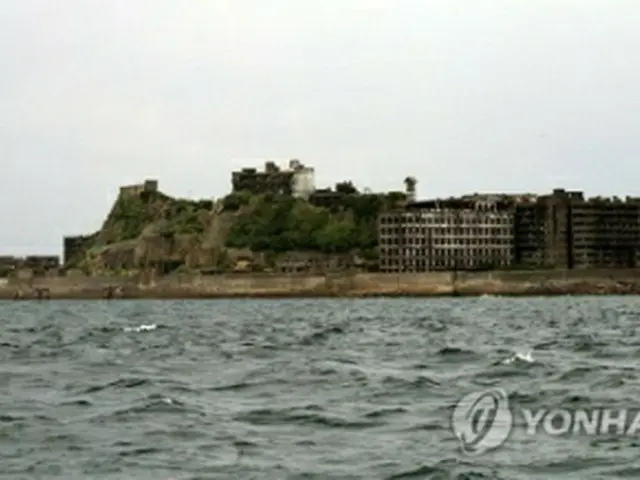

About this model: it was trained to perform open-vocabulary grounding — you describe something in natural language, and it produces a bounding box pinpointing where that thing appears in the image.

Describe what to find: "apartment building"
[380,189,640,271]
[515,189,640,268]
[378,198,515,272]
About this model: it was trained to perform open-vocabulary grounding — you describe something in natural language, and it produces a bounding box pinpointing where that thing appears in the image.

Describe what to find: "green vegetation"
[105,188,403,255]
[225,191,402,255]
[67,182,406,272]
[108,192,158,242]
[164,198,209,235]
[222,190,252,211]
[103,192,210,243]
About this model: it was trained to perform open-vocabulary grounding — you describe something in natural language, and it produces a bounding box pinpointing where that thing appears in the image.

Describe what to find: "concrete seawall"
[2,269,640,299]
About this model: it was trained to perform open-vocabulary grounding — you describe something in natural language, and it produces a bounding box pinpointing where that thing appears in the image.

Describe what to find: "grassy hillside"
[67,186,405,274]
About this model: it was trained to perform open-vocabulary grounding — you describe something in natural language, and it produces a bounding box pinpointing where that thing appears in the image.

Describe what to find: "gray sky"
[2,0,640,255]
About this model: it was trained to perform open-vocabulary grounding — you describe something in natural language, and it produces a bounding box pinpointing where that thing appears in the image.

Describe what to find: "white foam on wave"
[502,349,535,364]
[124,324,157,333]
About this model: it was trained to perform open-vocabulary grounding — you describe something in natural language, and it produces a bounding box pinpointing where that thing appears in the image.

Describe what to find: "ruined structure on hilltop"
[231,159,315,199]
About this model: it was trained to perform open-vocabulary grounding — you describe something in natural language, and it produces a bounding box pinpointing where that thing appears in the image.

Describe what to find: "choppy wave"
[1,296,640,478]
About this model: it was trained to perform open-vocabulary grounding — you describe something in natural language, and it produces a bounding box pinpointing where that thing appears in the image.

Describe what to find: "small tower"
[404,176,417,202]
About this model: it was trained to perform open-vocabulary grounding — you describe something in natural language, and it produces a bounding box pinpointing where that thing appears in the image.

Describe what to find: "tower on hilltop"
[404,176,417,202]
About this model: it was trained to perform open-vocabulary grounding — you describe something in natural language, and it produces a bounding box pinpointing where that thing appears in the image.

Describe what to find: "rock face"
[65,183,234,274]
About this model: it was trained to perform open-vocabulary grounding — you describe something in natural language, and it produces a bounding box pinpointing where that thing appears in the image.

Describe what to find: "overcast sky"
[2,0,639,255]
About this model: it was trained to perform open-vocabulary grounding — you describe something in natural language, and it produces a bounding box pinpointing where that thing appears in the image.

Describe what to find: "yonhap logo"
[451,388,512,455]
[451,389,640,455]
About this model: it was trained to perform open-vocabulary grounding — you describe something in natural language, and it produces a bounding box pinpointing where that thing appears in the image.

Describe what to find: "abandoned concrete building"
[119,179,158,197]
[378,197,515,272]
[231,159,315,199]
[380,189,640,271]
[0,255,60,277]
[63,234,95,266]
[515,189,640,268]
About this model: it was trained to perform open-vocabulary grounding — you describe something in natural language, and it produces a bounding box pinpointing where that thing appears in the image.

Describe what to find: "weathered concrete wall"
[31,275,137,293]
[2,269,640,299]
[148,272,328,296]
[349,272,454,294]
[5,269,138,297]
[457,268,640,284]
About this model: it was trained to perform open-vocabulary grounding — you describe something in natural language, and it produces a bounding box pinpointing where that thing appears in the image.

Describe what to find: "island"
[2,160,640,299]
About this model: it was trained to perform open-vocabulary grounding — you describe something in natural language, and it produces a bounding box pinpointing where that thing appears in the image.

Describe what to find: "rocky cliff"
[66,183,399,275]
[66,185,236,274]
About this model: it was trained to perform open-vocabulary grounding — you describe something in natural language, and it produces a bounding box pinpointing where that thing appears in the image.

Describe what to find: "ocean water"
[1,296,640,479]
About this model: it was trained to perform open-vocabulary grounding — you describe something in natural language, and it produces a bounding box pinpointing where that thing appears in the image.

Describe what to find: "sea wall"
[2,268,640,299]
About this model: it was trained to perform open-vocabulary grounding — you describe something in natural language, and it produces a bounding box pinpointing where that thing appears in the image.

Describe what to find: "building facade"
[380,189,640,272]
[231,159,315,199]
[514,189,640,268]
[63,234,94,266]
[378,198,515,272]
